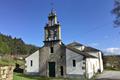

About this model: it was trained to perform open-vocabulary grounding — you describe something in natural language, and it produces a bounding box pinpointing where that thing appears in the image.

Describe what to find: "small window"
[50,47,54,53]
[73,60,76,67]
[30,60,33,67]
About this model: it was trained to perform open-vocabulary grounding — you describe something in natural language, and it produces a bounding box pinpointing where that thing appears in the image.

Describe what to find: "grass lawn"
[13,73,95,80]
[13,73,49,80]
[13,73,69,80]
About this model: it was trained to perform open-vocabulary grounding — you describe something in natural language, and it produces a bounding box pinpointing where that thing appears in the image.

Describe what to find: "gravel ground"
[96,70,120,80]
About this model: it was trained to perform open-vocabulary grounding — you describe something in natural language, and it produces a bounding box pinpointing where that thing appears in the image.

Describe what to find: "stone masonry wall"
[0,65,14,80]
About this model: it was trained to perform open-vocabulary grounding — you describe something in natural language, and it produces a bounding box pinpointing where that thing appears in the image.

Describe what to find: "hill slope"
[0,33,39,55]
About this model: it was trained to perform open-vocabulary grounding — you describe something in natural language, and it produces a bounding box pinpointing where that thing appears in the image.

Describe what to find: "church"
[24,10,103,79]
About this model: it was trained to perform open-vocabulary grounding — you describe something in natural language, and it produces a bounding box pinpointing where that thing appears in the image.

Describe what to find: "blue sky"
[0,0,120,53]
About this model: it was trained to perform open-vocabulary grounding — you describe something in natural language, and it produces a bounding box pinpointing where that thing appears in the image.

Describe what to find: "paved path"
[96,70,120,80]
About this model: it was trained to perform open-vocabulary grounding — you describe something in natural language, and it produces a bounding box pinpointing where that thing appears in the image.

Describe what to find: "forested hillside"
[0,33,39,55]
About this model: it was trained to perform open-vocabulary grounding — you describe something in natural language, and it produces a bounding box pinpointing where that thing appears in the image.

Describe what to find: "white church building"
[25,10,103,79]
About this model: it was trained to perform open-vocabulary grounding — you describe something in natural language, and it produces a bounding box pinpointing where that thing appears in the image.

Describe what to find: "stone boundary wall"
[0,65,14,80]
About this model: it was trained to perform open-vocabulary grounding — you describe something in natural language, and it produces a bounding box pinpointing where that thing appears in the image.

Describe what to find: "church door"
[49,62,55,77]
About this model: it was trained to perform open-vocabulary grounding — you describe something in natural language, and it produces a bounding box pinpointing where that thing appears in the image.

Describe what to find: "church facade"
[24,10,103,79]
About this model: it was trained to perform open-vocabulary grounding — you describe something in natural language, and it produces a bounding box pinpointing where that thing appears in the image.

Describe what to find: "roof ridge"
[67,41,83,46]
[66,46,97,58]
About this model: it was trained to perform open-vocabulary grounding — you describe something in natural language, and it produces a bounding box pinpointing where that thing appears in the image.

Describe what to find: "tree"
[0,33,39,55]
[112,0,120,27]
[0,42,11,54]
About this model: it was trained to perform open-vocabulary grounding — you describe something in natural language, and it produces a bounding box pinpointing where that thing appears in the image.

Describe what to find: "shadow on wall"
[14,63,23,73]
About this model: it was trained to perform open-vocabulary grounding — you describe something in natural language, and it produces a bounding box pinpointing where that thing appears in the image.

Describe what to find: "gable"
[25,50,40,59]
[66,48,84,58]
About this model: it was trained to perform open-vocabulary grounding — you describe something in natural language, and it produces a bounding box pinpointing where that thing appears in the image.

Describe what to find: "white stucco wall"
[98,52,103,72]
[25,50,39,73]
[86,58,99,79]
[88,51,103,72]
[66,49,85,75]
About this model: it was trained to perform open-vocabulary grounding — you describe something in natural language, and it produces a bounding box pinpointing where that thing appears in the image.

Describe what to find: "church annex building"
[24,10,103,79]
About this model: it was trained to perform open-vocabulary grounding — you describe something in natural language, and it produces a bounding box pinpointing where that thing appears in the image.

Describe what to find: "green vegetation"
[13,73,97,80]
[104,66,120,71]
[0,58,15,65]
[0,57,24,66]
[14,73,44,80]
[13,73,68,80]
[103,55,120,71]
[0,33,39,55]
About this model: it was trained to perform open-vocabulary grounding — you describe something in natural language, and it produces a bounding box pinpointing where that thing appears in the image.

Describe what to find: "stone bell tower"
[44,9,61,46]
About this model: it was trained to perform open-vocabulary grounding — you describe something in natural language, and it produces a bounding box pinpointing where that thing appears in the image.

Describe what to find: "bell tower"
[44,9,61,46]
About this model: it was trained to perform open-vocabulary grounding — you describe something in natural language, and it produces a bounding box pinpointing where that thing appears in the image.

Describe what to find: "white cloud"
[105,48,120,55]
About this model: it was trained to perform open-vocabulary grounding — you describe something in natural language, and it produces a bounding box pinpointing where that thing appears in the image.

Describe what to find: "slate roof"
[83,46,100,52]
[67,42,100,52]
[66,46,97,58]
[67,42,100,58]
[67,42,83,47]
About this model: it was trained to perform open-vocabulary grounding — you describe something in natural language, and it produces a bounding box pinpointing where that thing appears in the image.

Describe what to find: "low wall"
[0,65,14,80]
